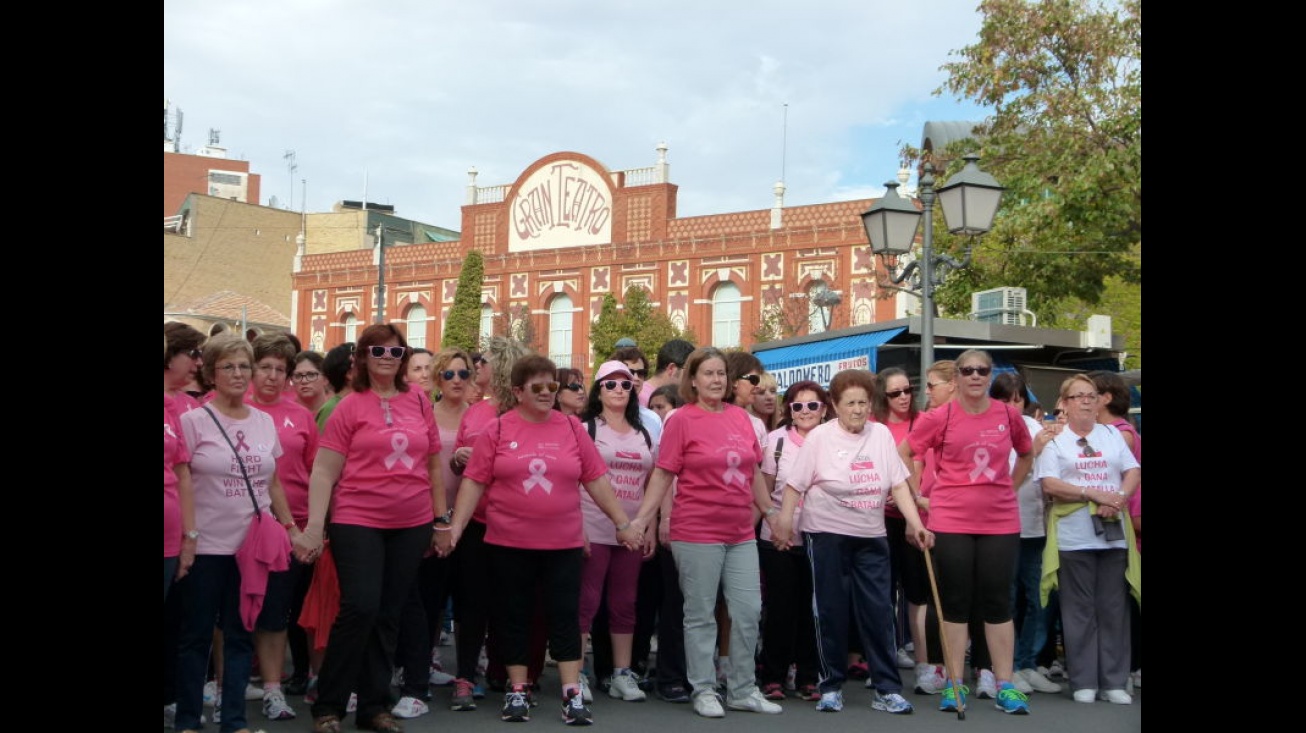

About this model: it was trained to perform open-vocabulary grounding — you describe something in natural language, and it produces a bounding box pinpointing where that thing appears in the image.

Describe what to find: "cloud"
[164,0,987,226]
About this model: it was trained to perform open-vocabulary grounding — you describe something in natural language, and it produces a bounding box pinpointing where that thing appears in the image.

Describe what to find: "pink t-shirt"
[907,400,1031,535]
[164,396,191,557]
[180,406,283,555]
[166,391,202,421]
[319,389,440,529]
[581,420,655,546]
[785,420,909,538]
[455,399,500,523]
[655,403,762,544]
[464,410,608,550]
[1112,418,1142,551]
[247,396,319,527]
[882,416,915,520]
[638,380,656,408]
[760,426,806,544]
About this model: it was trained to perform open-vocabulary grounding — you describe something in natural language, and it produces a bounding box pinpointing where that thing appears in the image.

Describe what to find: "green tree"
[589,286,693,364]
[442,249,484,352]
[911,0,1141,362]
[588,292,624,363]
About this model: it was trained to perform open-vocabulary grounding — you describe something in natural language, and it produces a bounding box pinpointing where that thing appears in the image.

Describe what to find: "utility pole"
[375,222,386,324]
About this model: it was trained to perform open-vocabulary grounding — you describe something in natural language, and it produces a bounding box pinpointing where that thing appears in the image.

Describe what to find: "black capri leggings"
[931,532,1019,625]
[487,544,585,666]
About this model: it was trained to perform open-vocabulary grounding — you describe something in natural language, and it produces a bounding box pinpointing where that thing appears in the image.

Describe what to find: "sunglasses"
[958,366,993,377]
[562,382,585,393]
[1076,437,1099,457]
[290,371,321,383]
[441,369,471,381]
[527,381,560,394]
[789,401,823,413]
[471,355,486,366]
[368,345,407,359]
[601,380,634,392]
[737,374,761,386]
[630,368,649,379]
[926,381,950,390]
[884,387,915,399]
[1067,392,1099,401]
[186,348,203,360]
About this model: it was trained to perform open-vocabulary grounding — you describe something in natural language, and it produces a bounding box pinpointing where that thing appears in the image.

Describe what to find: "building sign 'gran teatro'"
[510,160,613,252]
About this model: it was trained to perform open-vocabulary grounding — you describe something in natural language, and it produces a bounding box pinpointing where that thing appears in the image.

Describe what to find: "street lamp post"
[860,153,1005,384]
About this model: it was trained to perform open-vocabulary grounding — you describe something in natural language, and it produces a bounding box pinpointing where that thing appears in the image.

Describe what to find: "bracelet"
[615,521,632,532]
[433,524,452,532]
[764,506,780,518]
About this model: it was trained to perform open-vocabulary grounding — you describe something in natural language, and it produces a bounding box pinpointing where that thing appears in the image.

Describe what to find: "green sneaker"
[940,681,968,713]
[995,682,1030,714]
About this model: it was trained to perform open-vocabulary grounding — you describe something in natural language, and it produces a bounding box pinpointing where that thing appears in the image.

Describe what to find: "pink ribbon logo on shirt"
[968,447,997,482]
[234,430,250,452]
[722,451,747,487]
[164,423,176,439]
[523,458,553,494]
[384,433,414,469]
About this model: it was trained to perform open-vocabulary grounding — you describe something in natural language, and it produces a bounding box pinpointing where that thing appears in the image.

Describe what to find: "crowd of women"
[165,322,1140,733]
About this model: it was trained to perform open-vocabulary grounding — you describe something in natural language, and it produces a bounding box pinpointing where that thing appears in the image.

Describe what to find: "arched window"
[711,282,741,348]
[549,295,574,368]
[342,313,358,343]
[405,304,427,349]
[480,304,494,347]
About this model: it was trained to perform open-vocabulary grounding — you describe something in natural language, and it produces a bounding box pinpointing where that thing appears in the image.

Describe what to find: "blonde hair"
[483,335,534,413]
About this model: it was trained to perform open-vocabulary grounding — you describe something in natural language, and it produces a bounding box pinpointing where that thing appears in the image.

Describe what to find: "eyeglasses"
[737,374,761,386]
[528,381,560,394]
[926,381,950,390]
[255,364,287,376]
[215,363,253,375]
[1076,437,1100,457]
[562,382,585,393]
[958,366,993,377]
[789,401,823,413]
[368,345,407,359]
[441,369,471,381]
[1067,392,1099,401]
[601,380,634,392]
[629,368,649,379]
[884,387,914,399]
[185,348,203,360]
[290,371,321,383]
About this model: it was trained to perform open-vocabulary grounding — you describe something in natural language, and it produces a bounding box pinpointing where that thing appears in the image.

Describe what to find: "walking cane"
[924,547,965,720]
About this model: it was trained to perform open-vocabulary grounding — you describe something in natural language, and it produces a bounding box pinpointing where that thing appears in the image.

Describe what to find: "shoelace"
[998,687,1029,702]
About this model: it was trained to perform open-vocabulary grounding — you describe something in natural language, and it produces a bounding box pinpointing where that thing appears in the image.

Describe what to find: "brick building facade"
[292,146,903,368]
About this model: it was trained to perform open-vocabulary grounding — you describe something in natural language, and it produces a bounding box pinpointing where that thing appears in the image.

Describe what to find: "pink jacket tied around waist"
[234,511,292,631]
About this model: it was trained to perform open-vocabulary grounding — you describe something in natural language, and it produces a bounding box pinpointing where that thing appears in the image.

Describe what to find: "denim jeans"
[1011,536,1047,670]
[175,554,254,733]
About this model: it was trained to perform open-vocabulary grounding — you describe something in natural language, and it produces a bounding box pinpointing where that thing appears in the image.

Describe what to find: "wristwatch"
[184,530,200,541]
[434,510,453,525]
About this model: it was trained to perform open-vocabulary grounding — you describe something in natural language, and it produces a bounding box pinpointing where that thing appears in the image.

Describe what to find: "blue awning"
[755,327,906,387]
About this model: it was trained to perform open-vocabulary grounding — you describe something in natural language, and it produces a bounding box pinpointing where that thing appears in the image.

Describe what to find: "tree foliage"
[589,286,692,364]
[912,0,1141,361]
[441,249,484,352]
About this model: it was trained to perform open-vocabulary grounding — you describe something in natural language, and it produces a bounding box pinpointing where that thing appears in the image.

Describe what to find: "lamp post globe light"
[860,152,1004,386]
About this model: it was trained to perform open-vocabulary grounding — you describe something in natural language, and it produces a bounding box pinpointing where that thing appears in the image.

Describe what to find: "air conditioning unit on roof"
[971,286,1027,325]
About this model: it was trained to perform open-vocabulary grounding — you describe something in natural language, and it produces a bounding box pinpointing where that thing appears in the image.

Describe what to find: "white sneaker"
[392,695,432,718]
[1019,667,1062,693]
[162,703,204,729]
[693,691,725,718]
[1012,669,1033,694]
[726,688,783,714]
[914,664,946,695]
[896,647,916,669]
[608,670,647,701]
[347,692,358,712]
[579,674,594,703]
[245,682,265,700]
[1130,668,1141,690]
[262,689,297,720]
[975,669,997,699]
[1073,688,1097,703]
[430,667,456,686]
[1099,689,1132,704]
[203,680,217,707]
[1047,659,1067,679]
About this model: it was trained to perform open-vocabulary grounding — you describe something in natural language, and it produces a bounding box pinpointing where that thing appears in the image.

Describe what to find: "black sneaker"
[283,674,309,696]
[501,685,530,722]
[657,683,691,703]
[562,689,593,726]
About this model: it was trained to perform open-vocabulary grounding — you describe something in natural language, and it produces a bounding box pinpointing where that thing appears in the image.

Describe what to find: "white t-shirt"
[1034,423,1139,551]
[1013,415,1046,539]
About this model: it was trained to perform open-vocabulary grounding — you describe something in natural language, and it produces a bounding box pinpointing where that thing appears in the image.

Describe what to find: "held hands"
[615,519,643,551]
[771,515,793,552]
[435,526,456,557]
[292,526,323,563]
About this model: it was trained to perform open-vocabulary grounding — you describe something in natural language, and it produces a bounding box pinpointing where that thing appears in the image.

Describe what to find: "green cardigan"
[1040,499,1141,611]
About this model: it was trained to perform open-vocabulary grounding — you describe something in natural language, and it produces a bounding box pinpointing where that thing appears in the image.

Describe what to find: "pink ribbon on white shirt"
[523,458,553,494]
[384,433,414,469]
[234,430,250,452]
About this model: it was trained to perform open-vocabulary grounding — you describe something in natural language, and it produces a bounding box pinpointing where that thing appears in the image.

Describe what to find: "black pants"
[487,544,585,666]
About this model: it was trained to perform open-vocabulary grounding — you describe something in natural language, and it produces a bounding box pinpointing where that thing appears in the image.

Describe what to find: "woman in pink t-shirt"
[756,379,828,702]
[773,369,930,715]
[626,347,781,718]
[164,394,193,600]
[294,324,443,733]
[577,361,658,702]
[900,350,1034,715]
[446,355,641,725]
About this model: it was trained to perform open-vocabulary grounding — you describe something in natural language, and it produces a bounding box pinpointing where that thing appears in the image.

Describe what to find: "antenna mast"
[284,151,298,210]
[781,102,788,184]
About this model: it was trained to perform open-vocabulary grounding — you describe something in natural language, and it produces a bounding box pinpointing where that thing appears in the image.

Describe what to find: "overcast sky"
[164,0,989,228]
